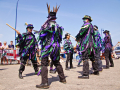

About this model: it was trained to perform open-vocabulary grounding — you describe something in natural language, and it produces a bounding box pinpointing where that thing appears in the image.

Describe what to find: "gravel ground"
[0,59,120,90]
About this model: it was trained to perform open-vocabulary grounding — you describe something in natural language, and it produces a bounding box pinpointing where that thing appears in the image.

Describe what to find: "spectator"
[2,41,9,64]
[8,41,14,64]
[16,45,20,64]
[8,41,14,49]
[0,41,3,64]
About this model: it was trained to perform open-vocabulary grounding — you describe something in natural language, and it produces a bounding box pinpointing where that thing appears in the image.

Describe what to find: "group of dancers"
[11,4,114,89]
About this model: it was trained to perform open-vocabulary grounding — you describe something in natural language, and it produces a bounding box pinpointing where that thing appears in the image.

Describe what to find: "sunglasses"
[28,27,33,29]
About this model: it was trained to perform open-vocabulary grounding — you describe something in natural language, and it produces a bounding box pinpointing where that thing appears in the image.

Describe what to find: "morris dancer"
[63,33,74,70]
[76,15,99,79]
[103,30,114,69]
[93,25,103,71]
[16,24,38,79]
[36,4,66,89]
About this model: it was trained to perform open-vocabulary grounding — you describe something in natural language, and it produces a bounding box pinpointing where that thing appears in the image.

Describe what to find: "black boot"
[36,83,49,89]
[110,64,114,67]
[90,71,99,75]
[60,79,67,84]
[19,71,23,79]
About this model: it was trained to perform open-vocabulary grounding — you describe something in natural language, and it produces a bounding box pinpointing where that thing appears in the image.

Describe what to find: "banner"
[3,49,20,60]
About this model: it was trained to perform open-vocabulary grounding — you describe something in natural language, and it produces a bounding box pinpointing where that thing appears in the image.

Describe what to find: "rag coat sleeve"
[76,24,90,40]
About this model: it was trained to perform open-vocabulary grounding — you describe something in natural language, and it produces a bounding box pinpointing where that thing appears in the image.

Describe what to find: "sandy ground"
[0,59,120,90]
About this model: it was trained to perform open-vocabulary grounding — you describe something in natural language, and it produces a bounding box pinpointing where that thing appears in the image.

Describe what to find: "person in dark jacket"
[36,4,66,89]
[16,24,38,79]
[93,25,103,71]
[76,15,99,79]
[103,30,114,69]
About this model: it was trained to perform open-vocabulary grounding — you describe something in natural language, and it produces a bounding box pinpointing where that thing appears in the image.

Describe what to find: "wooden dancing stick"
[6,23,21,34]
[33,30,39,33]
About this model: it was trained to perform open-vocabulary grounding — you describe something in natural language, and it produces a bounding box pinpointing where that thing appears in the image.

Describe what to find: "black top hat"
[47,12,57,19]
[82,15,92,22]
[93,25,98,30]
[103,30,109,34]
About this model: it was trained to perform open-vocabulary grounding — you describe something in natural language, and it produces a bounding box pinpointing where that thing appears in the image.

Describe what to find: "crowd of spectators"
[0,41,15,65]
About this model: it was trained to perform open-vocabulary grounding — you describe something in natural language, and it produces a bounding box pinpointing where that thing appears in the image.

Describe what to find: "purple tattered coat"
[75,22,97,55]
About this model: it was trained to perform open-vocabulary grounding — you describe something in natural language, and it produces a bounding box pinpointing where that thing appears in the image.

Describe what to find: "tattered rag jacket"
[63,39,73,54]
[76,22,97,55]
[37,21,63,61]
[16,32,38,60]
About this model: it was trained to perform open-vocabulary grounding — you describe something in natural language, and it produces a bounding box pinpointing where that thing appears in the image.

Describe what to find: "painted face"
[27,27,33,33]
[105,33,108,36]
[83,19,87,23]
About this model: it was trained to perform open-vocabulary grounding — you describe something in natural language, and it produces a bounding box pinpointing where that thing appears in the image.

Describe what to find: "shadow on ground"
[48,75,68,85]
[24,72,35,77]
[0,68,8,70]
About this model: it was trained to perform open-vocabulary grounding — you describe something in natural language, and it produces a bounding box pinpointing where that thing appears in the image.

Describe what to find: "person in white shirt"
[2,41,9,64]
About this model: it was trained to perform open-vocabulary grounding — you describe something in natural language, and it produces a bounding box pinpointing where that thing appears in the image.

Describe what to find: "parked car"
[114,46,120,59]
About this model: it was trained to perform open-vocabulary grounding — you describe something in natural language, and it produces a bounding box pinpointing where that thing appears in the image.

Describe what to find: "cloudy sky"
[0,0,120,46]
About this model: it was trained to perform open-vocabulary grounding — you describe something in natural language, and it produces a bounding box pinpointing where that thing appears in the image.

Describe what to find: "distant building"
[114,42,120,49]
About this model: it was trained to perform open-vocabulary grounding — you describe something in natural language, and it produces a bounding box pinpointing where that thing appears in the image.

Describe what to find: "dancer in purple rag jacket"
[93,25,103,71]
[103,30,114,69]
[16,24,39,79]
[76,15,99,79]
[36,4,66,89]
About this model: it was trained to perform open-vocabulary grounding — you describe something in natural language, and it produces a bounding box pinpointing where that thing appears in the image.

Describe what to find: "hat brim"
[26,27,34,29]
[47,16,57,19]
[103,31,109,34]
[82,17,92,22]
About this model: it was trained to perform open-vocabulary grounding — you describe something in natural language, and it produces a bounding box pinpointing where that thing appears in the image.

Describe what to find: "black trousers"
[41,56,65,84]
[104,48,114,68]
[66,52,73,68]
[96,49,102,70]
[82,50,99,76]
[19,56,38,72]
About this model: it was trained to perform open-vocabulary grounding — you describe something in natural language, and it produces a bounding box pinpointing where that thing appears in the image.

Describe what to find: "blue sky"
[0,0,120,47]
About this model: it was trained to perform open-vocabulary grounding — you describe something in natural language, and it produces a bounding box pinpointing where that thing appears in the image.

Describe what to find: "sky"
[0,0,120,47]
